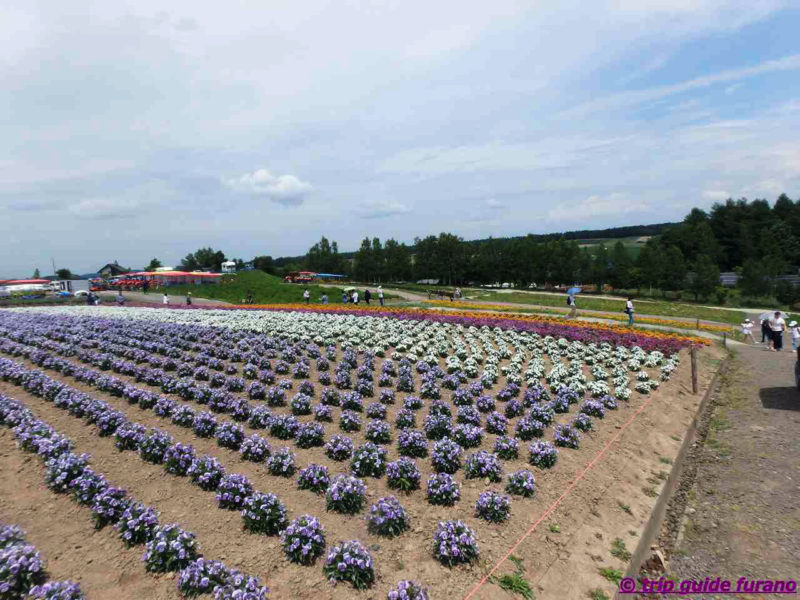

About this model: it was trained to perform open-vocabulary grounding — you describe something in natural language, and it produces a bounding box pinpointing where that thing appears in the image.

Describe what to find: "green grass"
[161,271,360,305]
[472,291,745,325]
[549,523,561,533]
[618,502,632,515]
[491,573,534,599]
[589,589,610,600]
[598,567,624,584]
[610,538,632,562]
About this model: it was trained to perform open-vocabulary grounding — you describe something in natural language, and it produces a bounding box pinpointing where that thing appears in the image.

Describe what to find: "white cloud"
[226,168,312,205]
[547,193,650,222]
[702,189,731,201]
[67,197,143,219]
[485,198,505,209]
[355,200,411,219]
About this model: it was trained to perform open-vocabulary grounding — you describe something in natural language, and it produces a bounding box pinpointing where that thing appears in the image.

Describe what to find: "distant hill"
[272,222,677,266]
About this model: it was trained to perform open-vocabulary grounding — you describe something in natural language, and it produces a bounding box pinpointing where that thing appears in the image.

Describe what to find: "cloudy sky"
[2,1,800,276]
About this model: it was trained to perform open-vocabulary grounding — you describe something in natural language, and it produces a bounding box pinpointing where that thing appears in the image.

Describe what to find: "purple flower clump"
[529,404,555,425]
[290,393,312,416]
[423,414,452,441]
[116,502,159,546]
[297,464,331,494]
[142,524,198,572]
[295,422,326,449]
[366,420,392,444]
[426,473,460,506]
[396,429,427,459]
[431,437,462,474]
[368,496,409,538]
[239,434,271,462]
[247,405,272,429]
[350,442,387,478]
[529,440,558,468]
[139,429,173,464]
[572,413,594,432]
[91,487,130,529]
[280,514,326,565]
[485,411,508,435]
[178,558,230,597]
[164,442,196,476]
[326,474,367,514]
[188,455,226,491]
[28,580,85,599]
[192,411,218,438]
[366,402,387,420]
[216,474,254,510]
[386,457,421,493]
[341,391,363,412]
[464,450,503,483]
[324,434,354,461]
[553,424,580,449]
[45,452,90,493]
[475,395,496,413]
[452,424,483,448]
[270,414,300,440]
[394,408,416,430]
[515,415,546,441]
[339,410,362,433]
[580,399,606,418]
[314,404,332,422]
[0,544,45,597]
[506,469,536,498]
[387,580,429,600]
[432,520,478,566]
[493,436,520,460]
[242,492,288,535]
[267,446,296,477]
[170,404,196,428]
[474,491,511,523]
[70,469,108,505]
[323,540,375,589]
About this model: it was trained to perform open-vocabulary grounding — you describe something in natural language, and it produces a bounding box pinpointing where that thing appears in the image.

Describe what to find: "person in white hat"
[790,320,800,353]
[741,318,756,344]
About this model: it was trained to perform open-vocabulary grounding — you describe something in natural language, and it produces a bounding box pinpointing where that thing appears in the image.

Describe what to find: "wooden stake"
[691,346,698,394]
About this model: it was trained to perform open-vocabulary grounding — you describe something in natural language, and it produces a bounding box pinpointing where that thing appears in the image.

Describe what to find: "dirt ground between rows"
[0,328,724,600]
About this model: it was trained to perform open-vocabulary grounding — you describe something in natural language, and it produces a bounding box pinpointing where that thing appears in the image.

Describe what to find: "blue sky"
[1,1,799,276]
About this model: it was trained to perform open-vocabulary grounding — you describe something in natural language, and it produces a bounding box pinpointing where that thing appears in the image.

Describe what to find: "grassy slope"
[476,291,747,324]
[166,271,350,305]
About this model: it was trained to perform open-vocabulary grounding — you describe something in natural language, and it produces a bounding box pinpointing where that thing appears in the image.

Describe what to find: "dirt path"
[666,340,800,597]
[97,291,230,306]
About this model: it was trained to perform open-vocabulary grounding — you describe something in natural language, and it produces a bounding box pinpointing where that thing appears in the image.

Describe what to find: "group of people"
[301,287,385,306]
[565,293,636,326]
[161,292,192,306]
[741,313,799,352]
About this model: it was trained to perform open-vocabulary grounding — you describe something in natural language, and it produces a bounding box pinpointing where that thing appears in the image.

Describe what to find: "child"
[790,321,800,353]
[740,318,756,344]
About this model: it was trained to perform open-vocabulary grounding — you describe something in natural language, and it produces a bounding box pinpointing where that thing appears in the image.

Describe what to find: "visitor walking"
[625,297,635,326]
[740,319,756,344]
[378,286,384,306]
[364,289,371,305]
[86,292,95,306]
[567,294,577,318]
[455,288,462,300]
[163,293,169,305]
[790,320,799,353]
[342,290,349,303]
[760,318,771,344]
[303,289,310,304]
[321,294,328,305]
[768,311,786,351]
[352,290,359,304]
[116,291,125,306]
[186,292,192,306]
[142,280,149,294]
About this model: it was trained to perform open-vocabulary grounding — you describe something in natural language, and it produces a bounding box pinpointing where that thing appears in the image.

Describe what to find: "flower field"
[0,306,692,599]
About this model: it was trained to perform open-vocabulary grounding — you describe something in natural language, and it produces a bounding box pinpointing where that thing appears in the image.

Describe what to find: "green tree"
[181,248,226,272]
[32,268,40,278]
[738,259,766,297]
[56,268,73,280]
[145,258,162,271]
[609,242,633,289]
[689,255,720,300]
[252,255,275,274]
[354,237,375,281]
[383,238,412,281]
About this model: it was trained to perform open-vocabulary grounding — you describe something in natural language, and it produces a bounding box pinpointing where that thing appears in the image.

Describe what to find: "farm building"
[97,262,129,277]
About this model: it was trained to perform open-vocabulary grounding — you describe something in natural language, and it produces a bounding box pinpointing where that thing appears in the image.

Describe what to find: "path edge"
[615,353,731,599]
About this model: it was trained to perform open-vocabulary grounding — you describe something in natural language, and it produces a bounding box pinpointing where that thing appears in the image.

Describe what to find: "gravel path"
[668,339,800,598]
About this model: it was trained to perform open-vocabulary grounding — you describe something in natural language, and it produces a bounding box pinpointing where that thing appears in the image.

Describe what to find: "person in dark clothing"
[761,318,770,344]
[186,292,192,306]
[364,289,371,305]
[142,280,149,294]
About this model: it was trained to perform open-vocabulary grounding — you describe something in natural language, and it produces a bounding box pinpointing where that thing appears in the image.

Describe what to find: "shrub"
[529,440,558,468]
[91,487,130,529]
[366,402,387,420]
[428,400,452,418]
[464,450,503,482]
[396,429,428,458]
[339,410,362,432]
[291,393,312,416]
[580,399,606,418]
[143,524,198,572]
[216,422,245,450]
[28,581,85,599]
[280,514,326,565]
[474,491,511,523]
[267,447,296,477]
[530,404,555,425]
[295,422,326,449]
[378,389,395,404]
[0,544,45,596]
[266,387,286,407]
[238,434,270,462]
[321,388,340,406]
[553,424,580,449]
[387,580,429,600]
[485,411,507,435]
[493,436,519,460]
[366,420,391,444]
[230,398,252,422]
[386,458,421,493]
[506,469,536,498]
[452,424,483,448]
[403,396,423,411]
[247,406,272,430]
[188,455,226,491]
[192,412,218,438]
[314,404,332,422]
[431,438,462,474]
[45,452,90,493]
[350,442,387,478]
[216,473,254,510]
[423,414,452,441]
[341,391,363,412]
[270,415,300,440]
[324,435,354,461]
[177,558,230,597]
[394,408,416,430]
[323,540,374,589]
[504,399,525,418]
[171,405,196,428]
[297,464,331,494]
[325,474,367,514]
[515,416,546,441]
[116,502,159,546]
[572,413,594,431]
[432,520,478,566]
[367,496,409,538]
[242,492,288,535]
[426,473,460,506]
[475,395,495,413]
